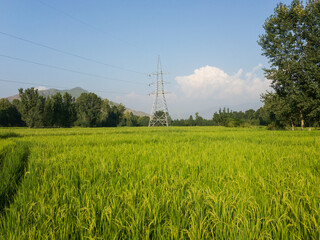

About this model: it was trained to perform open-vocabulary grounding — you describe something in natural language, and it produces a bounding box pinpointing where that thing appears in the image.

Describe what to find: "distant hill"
[7,87,88,102]
[5,87,149,117]
[109,100,149,117]
[39,87,88,99]
[125,109,149,117]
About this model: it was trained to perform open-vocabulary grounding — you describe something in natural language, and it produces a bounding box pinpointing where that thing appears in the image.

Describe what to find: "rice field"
[0,127,319,239]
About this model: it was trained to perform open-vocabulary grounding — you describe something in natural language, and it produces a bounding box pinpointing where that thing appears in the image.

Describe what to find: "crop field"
[0,127,319,239]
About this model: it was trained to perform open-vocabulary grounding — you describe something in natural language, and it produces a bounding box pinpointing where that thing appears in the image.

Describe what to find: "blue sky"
[0,0,292,118]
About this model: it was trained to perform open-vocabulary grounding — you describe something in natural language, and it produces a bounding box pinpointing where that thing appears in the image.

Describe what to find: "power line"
[0,54,146,85]
[0,31,148,76]
[0,78,129,95]
[34,0,157,57]
[0,78,62,89]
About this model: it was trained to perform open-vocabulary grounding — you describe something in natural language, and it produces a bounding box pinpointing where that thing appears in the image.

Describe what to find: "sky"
[0,0,293,119]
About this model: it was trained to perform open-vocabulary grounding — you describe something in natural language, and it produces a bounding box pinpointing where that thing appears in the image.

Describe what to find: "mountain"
[38,87,88,99]
[125,108,149,117]
[5,87,149,117]
[6,87,88,102]
[108,100,149,117]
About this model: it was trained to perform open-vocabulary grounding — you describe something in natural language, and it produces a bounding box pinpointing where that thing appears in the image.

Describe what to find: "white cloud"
[175,65,269,101]
[110,66,269,119]
[35,86,48,91]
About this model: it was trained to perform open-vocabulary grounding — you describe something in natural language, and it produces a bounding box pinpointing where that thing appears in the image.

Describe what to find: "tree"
[0,98,24,127]
[137,116,150,126]
[100,99,126,127]
[18,88,45,127]
[62,92,76,127]
[44,93,63,127]
[187,115,195,126]
[261,92,298,129]
[121,111,138,127]
[195,112,204,126]
[212,108,231,126]
[259,0,320,130]
[303,1,320,128]
[76,93,102,127]
[43,92,76,127]
[254,107,272,126]
[244,109,255,121]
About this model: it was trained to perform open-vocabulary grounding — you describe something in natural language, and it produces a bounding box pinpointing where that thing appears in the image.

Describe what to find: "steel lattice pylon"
[148,56,170,127]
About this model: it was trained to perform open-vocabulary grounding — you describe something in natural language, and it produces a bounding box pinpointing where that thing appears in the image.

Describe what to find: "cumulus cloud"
[175,65,269,101]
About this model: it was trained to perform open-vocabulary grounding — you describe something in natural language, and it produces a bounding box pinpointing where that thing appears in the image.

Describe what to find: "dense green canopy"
[259,0,320,129]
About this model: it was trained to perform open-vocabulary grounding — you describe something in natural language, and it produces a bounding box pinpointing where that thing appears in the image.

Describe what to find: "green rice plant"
[0,127,319,239]
[0,142,29,213]
[0,130,21,140]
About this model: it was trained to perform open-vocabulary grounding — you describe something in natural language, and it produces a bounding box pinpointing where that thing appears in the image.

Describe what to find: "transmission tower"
[148,56,170,127]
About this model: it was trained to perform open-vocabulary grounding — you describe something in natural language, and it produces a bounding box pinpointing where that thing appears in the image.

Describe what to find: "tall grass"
[0,127,319,239]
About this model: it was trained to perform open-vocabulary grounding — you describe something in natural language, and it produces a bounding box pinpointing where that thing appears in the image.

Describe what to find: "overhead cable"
[0,31,147,76]
[0,54,146,85]
[34,0,157,57]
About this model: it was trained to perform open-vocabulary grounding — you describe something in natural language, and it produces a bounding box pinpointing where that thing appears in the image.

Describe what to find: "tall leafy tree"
[195,112,204,126]
[303,0,320,127]
[121,111,138,127]
[0,98,24,127]
[76,93,102,127]
[261,92,299,129]
[259,0,320,129]
[18,88,45,127]
[43,92,76,127]
[100,99,126,127]
[62,92,76,127]
[43,93,63,127]
[137,116,150,126]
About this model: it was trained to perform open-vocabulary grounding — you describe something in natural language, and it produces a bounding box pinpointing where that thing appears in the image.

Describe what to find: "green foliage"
[7,83,318,130]
[0,99,23,127]
[0,127,319,239]
[100,99,126,127]
[62,92,77,127]
[261,92,298,129]
[18,88,45,128]
[259,0,320,129]
[120,111,138,127]
[149,111,171,126]
[44,92,76,127]
[1,88,131,128]
[137,116,150,126]
[172,109,265,127]
[76,92,102,127]
[44,93,63,127]
[187,115,195,126]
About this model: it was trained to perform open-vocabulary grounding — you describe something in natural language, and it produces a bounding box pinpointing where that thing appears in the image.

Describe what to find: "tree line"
[0,88,149,128]
[1,86,319,129]
[171,107,278,128]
